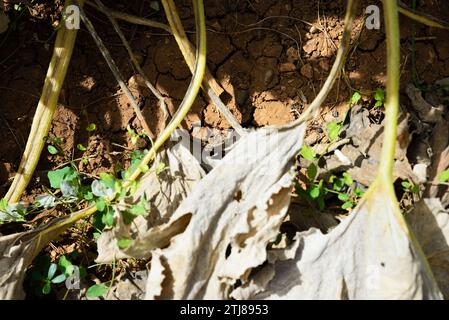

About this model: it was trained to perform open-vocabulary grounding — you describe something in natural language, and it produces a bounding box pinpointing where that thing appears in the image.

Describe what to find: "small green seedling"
[86,123,97,132]
[374,88,385,108]
[27,255,78,296]
[401,180,420,194]
[325,91,361,143]
[127,125,147,145]
[77,144,87,152]
[47,136,63,155]
[350,91,362,104]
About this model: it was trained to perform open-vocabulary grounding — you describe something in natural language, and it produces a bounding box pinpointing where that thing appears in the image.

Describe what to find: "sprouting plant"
[296,144,364,212]
[373,88,385,108]
[86,123,97,132]
[47,136,63,155]
[26,254,81,296]
[127,125,147,145]
[401,180,420,194]
[328,173,364,210]
[77,143,87,152]
[325,91,361,143]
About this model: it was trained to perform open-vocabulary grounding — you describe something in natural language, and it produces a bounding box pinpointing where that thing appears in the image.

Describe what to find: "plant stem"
[377,0,400,186]
[161,0,244,135]
[291,0,356,126]
[5,0,84,204]
[38,0,207,239]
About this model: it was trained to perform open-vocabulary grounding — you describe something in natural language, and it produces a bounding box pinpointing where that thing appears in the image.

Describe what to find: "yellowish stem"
[377,0,400,188]
[5,0,85,204]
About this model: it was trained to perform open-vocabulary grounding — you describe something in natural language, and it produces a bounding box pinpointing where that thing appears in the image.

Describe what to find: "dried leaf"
[0,216,74,299]
[144,124,306,299]
[96,140,205,263]
[323,105,415,186]
[406,198,449,298]
[251,188,442,300]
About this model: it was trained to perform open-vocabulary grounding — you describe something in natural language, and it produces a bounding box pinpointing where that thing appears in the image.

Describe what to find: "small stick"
[74,0,155,140]
[85,0,172,33]
[93,0,170,122]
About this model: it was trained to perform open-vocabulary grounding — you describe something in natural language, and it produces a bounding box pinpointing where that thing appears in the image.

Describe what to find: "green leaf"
[77,144,87,151]
[83,191,94,201]
[47,145,58,155]
[130,204,146,216]
[301,145,316,161]
[438,170,449,183]
[342,172,353,186]
[354,188,365,197]
[401,181,412,189]
[47,263,57,279]
[326,121,342,142]
[95,198,106,212]
[42,282,51,295]
[58,256,74,276]
[99,172,115,188]
[309,184,321,199]
[47,166,77,189]
[86,284,108,298]
[86,123,97,132]
[307,163,318,181]
[342,201,354,210]
[338,193,350,201]
[374,88,385,102]
[35,194,56,209]
[51,274,67,284]
[333,178,344,192]
[350,91,362,104]
[0,198,8,212]
[117,239,133,249]
[101,209,114,227]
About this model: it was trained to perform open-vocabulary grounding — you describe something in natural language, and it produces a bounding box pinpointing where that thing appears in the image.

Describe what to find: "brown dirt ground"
[0,0,449,201]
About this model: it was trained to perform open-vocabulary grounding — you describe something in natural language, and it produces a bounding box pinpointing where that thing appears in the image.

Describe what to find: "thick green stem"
[378,0,400,186]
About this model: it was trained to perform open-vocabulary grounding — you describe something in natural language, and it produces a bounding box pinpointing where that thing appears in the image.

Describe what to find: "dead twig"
[93,0,170,122]
[74,0,155,140]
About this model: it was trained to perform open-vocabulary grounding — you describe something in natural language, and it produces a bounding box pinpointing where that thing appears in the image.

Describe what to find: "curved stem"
[378,0,400,186]
[38,0,207,238]
[290,0,356,127]
[5,0,84,204]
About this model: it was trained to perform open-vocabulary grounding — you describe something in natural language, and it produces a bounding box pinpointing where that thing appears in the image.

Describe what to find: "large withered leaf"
[144,124,306,299]
[96,139,205,263]
[0,216,74,299]
[250,187,442,300]
[406,198,449,298]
